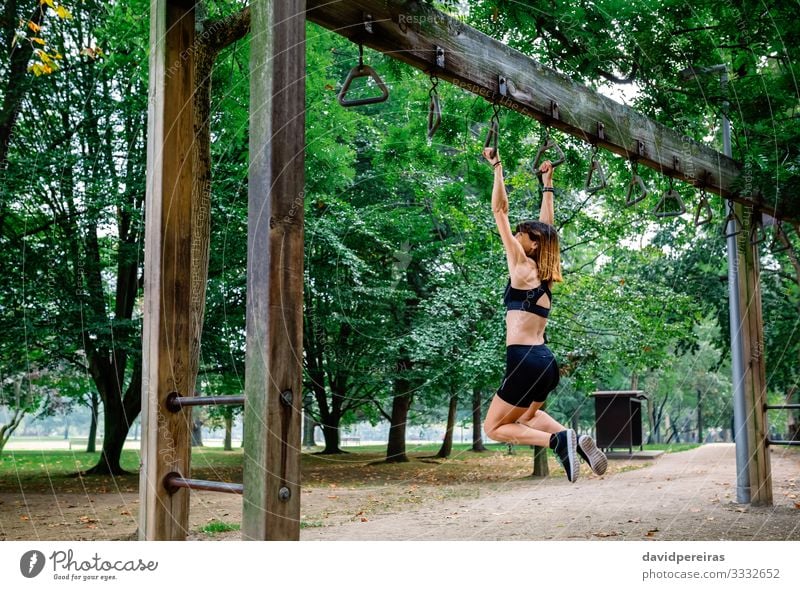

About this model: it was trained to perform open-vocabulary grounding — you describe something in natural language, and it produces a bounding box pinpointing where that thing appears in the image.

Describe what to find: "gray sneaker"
[577,434,608,475]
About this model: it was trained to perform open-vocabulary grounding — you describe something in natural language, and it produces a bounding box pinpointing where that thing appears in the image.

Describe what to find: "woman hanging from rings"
[481,146,607,482]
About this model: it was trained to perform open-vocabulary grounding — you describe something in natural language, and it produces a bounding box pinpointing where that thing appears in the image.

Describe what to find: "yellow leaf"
[56,5,72,19]
[28,63,44,76]
[41,0,55,8]
[28,21,41,33]
[31,37,46,45]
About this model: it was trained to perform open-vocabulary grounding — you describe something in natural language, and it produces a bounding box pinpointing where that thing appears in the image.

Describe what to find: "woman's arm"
[539,160,555,226]
[483,148,526,271]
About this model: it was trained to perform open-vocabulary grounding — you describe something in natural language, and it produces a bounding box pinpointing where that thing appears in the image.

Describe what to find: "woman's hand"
[539,160,554,186]
[483,147,501,167]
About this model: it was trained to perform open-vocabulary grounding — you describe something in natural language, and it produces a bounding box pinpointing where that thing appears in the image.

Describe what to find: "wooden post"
[735,205,772,505]
[242,0,305,540]
[139,0,196,540]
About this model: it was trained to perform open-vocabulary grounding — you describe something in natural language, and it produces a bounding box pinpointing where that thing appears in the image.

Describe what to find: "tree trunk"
[82,357,141,476]
[87,390,99,453]
[319,415,345,454]
[436,394,458,458]
[191,418,204,447]
[532,400,550,476]
[0,5,46,171]
[532,445,550,477]
[302,405,317,447]
[471,387,487,452]
[224,413,233,451]
[0,381,27,454]
[84,392,129,474]
[386,365,413,463]
[696,388,703,443]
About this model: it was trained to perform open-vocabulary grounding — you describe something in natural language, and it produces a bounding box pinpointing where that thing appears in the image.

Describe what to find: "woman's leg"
[517,407,565,434]
[484,396,552,446]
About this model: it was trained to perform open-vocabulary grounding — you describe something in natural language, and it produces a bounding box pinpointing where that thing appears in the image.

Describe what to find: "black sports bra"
[503,278,552,318]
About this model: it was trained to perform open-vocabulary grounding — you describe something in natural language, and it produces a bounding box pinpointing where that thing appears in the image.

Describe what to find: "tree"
[0,375,40,454]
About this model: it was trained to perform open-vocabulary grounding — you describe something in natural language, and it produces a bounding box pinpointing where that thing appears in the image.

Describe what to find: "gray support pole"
[720,71,751,504]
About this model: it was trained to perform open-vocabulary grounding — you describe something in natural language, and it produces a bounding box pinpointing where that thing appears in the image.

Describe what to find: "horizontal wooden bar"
[764,404,800,410]
[164,474,244,495]
[166,393,245,412]
[306,0,799,222]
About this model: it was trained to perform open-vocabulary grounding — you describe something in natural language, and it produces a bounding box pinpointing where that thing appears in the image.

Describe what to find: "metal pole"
[720,70,751,504]
[678,64,750,503]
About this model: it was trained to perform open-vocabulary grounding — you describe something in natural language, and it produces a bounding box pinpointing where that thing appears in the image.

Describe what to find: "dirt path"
[1,444,797,541]
[299,444,800,541]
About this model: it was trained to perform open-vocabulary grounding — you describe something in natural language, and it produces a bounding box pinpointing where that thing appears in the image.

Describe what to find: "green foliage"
[1,0,797,455]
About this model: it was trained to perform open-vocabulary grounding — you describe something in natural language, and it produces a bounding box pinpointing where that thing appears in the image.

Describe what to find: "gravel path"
[301,443,800,541]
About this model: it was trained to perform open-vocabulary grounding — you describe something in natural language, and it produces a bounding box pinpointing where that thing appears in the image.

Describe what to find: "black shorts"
[496,344,560,407]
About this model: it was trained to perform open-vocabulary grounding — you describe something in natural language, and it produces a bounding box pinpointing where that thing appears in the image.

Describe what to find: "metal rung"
[766,439,800,447]
[166,392,244,412]
[164,473,243,495]
[764,404,800,410]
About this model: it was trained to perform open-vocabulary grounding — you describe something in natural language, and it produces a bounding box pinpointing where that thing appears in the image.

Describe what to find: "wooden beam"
[139,0,196,540]
[306,0,798,223]
[242,0,305,540]
[735,205,772,505]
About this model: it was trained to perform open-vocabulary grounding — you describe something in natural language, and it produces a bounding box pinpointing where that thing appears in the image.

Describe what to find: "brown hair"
[514,220,563,283]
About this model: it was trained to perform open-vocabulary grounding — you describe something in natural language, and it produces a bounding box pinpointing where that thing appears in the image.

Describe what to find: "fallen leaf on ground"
[592,531,618,537]
[646,528,659,537]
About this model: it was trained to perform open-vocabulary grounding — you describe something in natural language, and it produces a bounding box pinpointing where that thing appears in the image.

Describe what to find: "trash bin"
[592,390,648,453]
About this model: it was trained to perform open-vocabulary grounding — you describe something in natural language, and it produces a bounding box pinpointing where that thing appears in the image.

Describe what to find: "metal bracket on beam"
[363,12,373,34]
[635,139,646,158]
[596,122,605,142]
[435,45,445,69]
[672,155,680,175]
[498,75,508,97]
[549,100,559,121]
